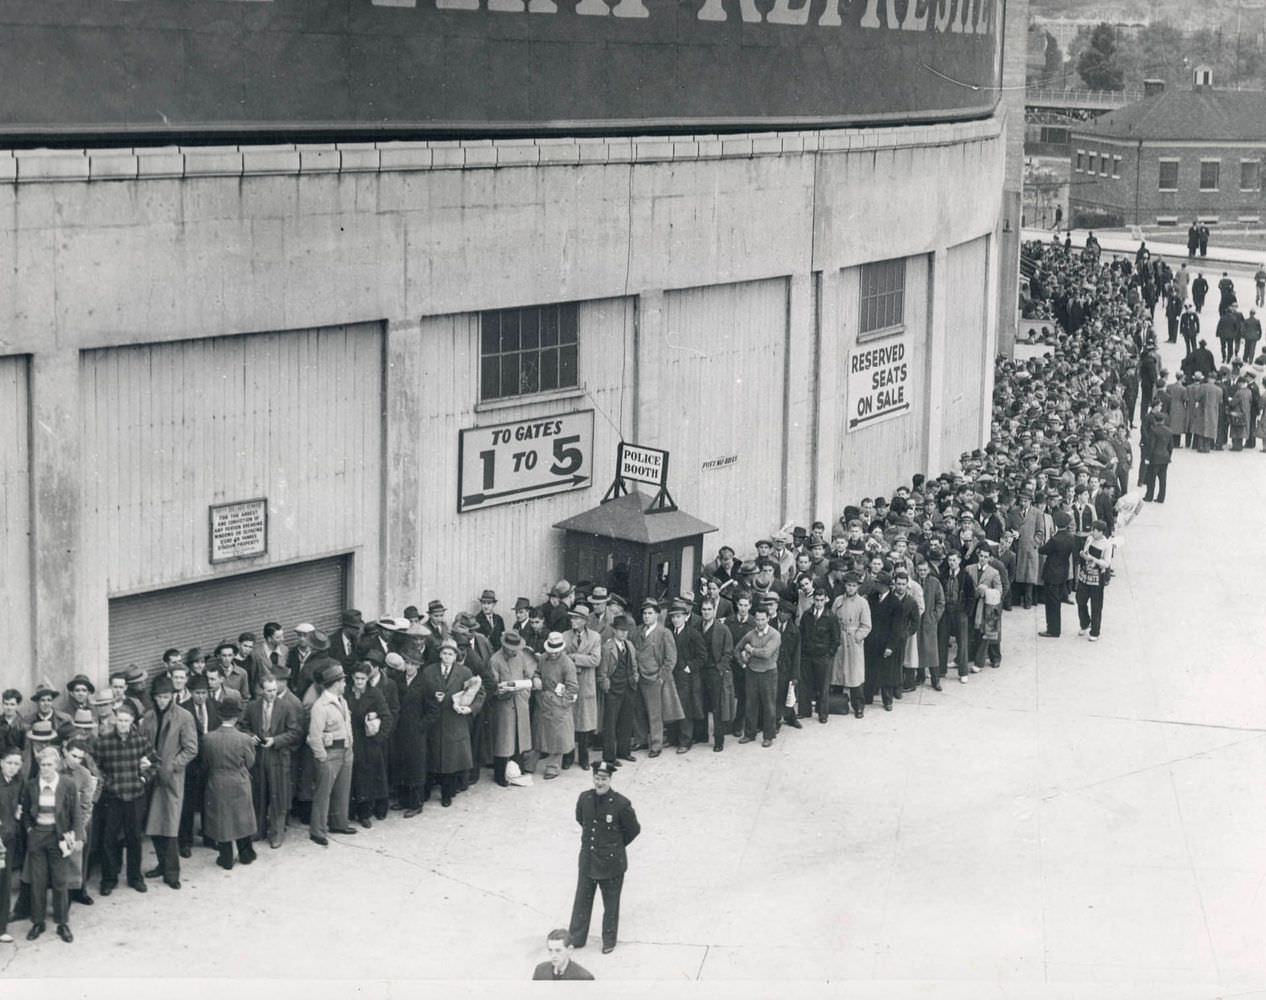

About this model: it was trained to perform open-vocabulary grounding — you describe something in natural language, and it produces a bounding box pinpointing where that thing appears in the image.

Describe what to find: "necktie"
[263,701,272,733]
[199,705,207,732]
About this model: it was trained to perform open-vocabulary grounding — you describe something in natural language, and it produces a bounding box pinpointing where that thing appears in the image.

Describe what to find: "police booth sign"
[458,411,594,513]
[846,336,912,432]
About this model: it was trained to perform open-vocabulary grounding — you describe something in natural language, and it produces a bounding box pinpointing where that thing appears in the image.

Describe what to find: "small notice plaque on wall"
[209,499,268,564]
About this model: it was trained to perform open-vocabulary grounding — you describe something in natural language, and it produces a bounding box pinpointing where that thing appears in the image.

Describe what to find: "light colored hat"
[294,623,315,634]
[544,632,566,653]
[505,758,533,787]
[377,617,411,632]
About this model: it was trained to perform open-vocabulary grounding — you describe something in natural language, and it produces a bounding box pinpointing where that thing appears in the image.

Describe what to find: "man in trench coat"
[139,676,197,889]
[564,606,603,770]
[666,601,706,753]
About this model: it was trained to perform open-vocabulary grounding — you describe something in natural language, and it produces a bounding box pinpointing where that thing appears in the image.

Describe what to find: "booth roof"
[552,491,718,545]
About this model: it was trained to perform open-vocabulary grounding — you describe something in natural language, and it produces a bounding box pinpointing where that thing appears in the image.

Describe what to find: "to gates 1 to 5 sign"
[457,410,594,513]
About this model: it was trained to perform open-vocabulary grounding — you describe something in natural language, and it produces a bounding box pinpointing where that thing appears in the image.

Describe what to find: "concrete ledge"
[241,146,302,175]
[135,148,184,179]
[6,119,1002,186]
[16,150,89,182]
[377,142,433,171]
[89,150,139,181]
[183,147,243,178]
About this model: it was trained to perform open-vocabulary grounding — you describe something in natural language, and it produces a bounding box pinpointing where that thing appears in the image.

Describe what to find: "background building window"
[1200,160,1220,191]
[1099,155,1109,177]
[859,258,906,337]
[1241,160,1261,191]
[1158,160,1178,191]
[1087,153,1098,174]
[1075,150,1086,172]
[1112,156,1122,178]
[480,302,579,401]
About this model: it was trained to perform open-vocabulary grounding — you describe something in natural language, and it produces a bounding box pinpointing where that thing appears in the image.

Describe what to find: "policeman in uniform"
[568,760,640,954]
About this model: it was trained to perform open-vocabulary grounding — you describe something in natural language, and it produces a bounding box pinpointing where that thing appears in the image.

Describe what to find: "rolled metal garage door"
[107,556,348,678]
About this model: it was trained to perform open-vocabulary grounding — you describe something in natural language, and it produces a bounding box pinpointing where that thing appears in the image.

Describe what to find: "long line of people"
[0,235,1179,946]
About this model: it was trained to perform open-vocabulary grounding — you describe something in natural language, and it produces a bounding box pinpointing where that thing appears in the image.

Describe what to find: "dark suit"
[330,628,362,667]
[598,638,636,763]
[669,625,706,747]
[569,787,640,951]
[696,620,735,747]
[799,607,841,721]
[475,611,506,651]
[21,776,82,927]
[1038,529,1082,636]
[242,693,305,843]
[532,958,594,980]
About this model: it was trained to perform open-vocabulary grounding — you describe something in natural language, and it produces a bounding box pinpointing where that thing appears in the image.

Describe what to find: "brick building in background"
[1069,69,1266,229]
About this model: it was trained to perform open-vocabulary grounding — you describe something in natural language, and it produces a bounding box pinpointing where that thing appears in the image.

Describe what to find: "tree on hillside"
[1077,23,1126,90]
[1042,32,1065,85]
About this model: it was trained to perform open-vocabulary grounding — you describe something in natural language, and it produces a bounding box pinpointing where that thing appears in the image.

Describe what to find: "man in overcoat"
[564,606,602,770]
[1037,511,1081,637]
[631,599,678,758]
[666,601,706,753]
[139,675,197,888]
[597,617,638,765]
[695,599,735,749]
[488,631,536,785]
[568,761,640,955]
[422,640,485,806]
[242,673,304,848]
[799,586,841,723]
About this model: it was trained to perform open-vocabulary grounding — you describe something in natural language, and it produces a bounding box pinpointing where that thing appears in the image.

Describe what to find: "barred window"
[480,303,579,402]
[859,258,906,337]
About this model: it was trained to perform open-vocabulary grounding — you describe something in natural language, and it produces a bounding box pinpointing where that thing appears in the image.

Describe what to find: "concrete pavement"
[5,281,1266,1000]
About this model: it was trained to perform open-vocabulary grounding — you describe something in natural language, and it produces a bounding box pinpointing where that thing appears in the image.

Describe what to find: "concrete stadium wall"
[0,120,1004,690]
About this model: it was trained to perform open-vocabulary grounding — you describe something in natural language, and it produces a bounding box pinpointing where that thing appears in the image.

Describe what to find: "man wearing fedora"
[140,674,197,888]
[597,615,638,765]
[565,605,602,770]
[307,663,357,846]
[475,590,506,650]
[568,760,640,955]
[331,610,365,667]
[201,697,258,870]
[666,601,706,753]
[632,599,679,758]
[61,675,95,720]
[28,679,75,744]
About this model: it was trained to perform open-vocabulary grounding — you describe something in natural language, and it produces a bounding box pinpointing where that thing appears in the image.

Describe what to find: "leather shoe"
[70,889,93,906]
[99,883,114,897]
[761,738,772,748]
[331,827,358,835]
[129,879,148,893]
[712,744,723,752]
[404,807,423,818]
[931,678,942,691]
[144,866,164,879]
[178,845,192,859]
[647,749,661,758]
[784,717,802,730]
[1038,631,1058,638]
[165,879,181,890]
[883,702,893,711]
[617,753,636,763]
[310,834,329,847]
[675,745,690,754]
[441,796,452,808]
[738,736,755,744]
[56,924,73,944]
[26,923,44,941]
[853,709,864,718]
[602,943,616,954]
[818,716,828,724]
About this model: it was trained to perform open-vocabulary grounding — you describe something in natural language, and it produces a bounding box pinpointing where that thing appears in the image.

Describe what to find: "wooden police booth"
[553,443,716,608]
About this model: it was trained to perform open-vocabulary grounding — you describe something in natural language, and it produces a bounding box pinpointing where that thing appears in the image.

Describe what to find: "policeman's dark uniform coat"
[568,780,641,950]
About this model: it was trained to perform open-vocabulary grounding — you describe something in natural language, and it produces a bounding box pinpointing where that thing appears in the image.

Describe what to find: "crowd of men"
[2,232,1225,948]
